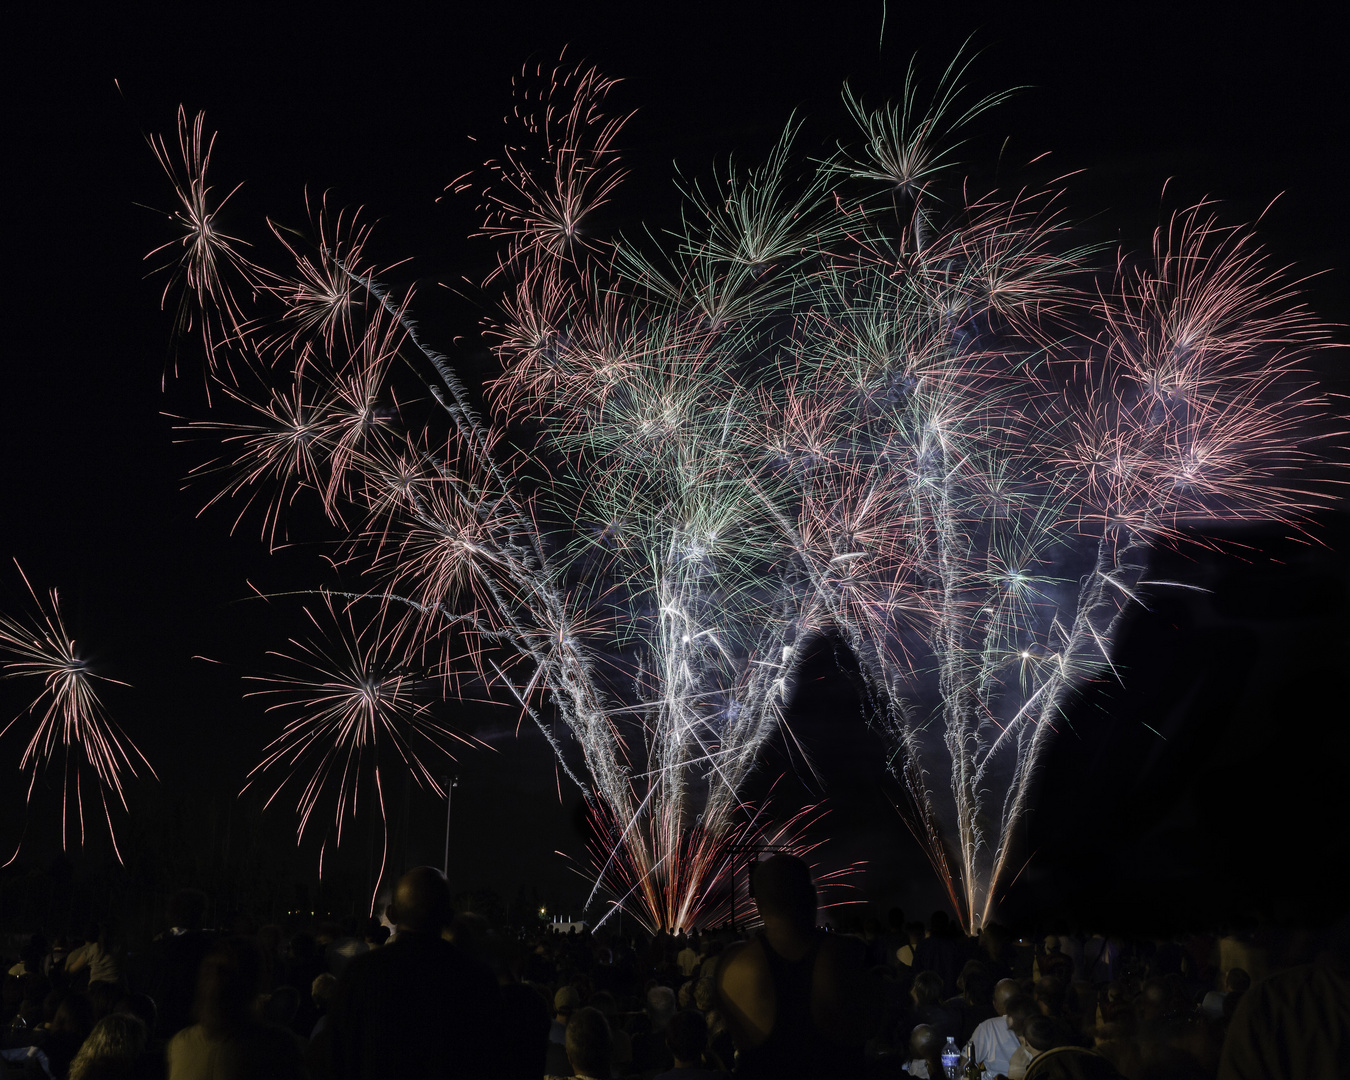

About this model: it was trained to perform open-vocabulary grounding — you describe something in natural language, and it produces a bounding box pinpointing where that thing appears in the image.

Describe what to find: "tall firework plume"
[146,56,1337,930]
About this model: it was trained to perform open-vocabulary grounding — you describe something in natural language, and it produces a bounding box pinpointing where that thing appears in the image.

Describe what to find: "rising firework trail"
[0,563,156,864]
[146,53,1338,929]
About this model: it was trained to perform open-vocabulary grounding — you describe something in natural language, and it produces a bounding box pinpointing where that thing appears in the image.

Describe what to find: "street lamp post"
[443,775,459,879]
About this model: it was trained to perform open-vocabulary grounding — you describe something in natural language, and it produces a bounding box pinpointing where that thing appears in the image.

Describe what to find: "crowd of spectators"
[2,864,1346,1078]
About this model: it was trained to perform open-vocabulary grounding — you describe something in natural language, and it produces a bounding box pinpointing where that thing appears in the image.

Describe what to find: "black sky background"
[4,3,1348,931]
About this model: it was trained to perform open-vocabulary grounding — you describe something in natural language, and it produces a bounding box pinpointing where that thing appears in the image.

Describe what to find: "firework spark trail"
[0,564,156,864]
[148,55,1338,929]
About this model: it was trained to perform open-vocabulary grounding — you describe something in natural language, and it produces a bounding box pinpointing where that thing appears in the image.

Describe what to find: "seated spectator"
[114,992,158,1049]
[693,975,732,1072]
[259,985,300,1031]
[632,984,677,1075]
[4,939,50,1023]
[68,1012,147,1080]
[87,981,121,1024]
[589,991,632,1077]
[1216,928,1350,1080]
[362,917,389,950]
[308,973,336,1040]
[552,985,581,1044]
[1036,938,1073,985]
[165,937,305,1079]
[948,960,997,1044]
[909,970,960,1041]
[677,978,695,1011]
[323,918,368,978]
[967,982,1027,1078]
[6,937,45,980]
[1006,999,1042,1080]
[547,986,583,1075]
[904,1022,945,1079]
[40,992,95,1079]
[653,1009,730,1079]
[546,1005,611,1080]
[1021,1014,1124,1079]
[42,936,68,983]
[1033,976,1069,1023]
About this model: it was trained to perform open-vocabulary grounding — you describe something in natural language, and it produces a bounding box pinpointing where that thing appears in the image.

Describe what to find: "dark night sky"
[4,3,1348,930]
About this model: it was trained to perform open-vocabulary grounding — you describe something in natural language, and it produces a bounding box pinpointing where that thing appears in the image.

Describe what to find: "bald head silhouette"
[388,866,454,935]
[994,978,1021,1015]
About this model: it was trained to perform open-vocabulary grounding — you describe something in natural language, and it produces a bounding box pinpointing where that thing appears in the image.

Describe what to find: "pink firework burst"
[243,594,487,906]
[0,564,155,864]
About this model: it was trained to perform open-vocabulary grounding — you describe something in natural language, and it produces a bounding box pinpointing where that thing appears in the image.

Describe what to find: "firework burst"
[243,594,485,904]
[0,564,155,863]
[147,55,1338,929]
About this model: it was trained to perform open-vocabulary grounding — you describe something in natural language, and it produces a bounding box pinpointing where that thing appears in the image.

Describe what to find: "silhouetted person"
[549,1006,610,1080]
[1036,937,1073,985]
[947,959,996,1044]
[913,912,963,998]
[716,854,879,1078]
[908,969,960,1041]
[68,1013,147,1080]
[1216,933,1350,1080]
[630,985,676,1075]
[323,866,503,1079]
[149,890,214,1041]
[1020,1014,1123,1080]
[653,1009,730,1079]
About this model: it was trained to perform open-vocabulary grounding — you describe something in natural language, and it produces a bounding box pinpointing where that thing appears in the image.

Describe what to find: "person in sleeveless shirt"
[715,855,880,1077]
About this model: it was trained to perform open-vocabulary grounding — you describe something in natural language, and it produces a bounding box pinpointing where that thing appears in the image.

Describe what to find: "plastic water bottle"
[941,1035,961,1079]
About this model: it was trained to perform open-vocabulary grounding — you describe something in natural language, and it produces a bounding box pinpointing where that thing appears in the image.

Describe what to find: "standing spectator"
[897,922,924,969]
[677,935,701,979]
[913,912,963,998]
[323,866,504,1079]
[148,890,214,1041]
[716,854,879,1078]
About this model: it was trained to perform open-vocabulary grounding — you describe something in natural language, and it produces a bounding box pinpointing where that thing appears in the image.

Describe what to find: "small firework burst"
[0,564,155,863]
[243,594,485,905]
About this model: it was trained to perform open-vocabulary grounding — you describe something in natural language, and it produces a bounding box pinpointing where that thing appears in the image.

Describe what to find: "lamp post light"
[443,774,459,879]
